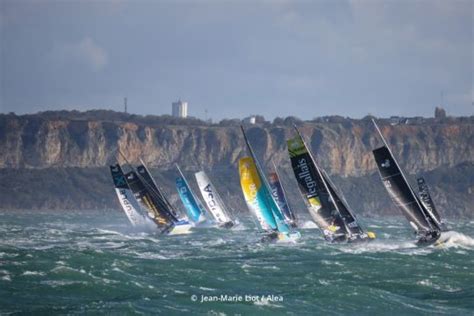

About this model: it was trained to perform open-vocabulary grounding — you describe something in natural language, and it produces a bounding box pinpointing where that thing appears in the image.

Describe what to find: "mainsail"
[109,164,150,227]
[239,157,278,231]
[175,165,206,223]
[194,171,234,226]
[239,126,293,236]
[287,127,369,242]
[371,120,442,243]
[268,163,297,227]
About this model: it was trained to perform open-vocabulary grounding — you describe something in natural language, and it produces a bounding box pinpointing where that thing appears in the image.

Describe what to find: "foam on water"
[300,221,318,229]
[438,231,474,249]
[0,210,473,315]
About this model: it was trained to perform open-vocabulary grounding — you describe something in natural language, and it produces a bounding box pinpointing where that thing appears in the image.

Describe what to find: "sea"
[0,210,473,315]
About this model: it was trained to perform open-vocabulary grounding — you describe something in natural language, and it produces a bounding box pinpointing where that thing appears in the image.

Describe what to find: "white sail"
[114,187,150,227]
[194,171,232,224]
[110,164,151,228]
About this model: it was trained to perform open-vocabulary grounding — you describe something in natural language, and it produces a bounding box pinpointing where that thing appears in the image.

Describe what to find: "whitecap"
[174,290,186,294]
[437,231,474,249]
[42,280,87,287]
[22,270,46,276]
[300,221,318,229]
[1,275,12,281]
[199,286,216,292]
[254,298,284,308]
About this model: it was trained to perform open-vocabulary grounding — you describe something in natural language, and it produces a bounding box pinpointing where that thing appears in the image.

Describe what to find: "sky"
[0,0,472,121]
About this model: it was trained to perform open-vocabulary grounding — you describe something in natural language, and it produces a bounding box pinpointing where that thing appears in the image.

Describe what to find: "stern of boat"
[168,220,193,235]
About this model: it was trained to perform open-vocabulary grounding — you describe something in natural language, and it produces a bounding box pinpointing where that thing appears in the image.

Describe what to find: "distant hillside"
[0,110,472,217]
[0,111,472,176]
[0,162,471,218]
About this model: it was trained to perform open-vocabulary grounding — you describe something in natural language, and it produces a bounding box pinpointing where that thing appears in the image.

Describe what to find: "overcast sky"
[0,0,472,120]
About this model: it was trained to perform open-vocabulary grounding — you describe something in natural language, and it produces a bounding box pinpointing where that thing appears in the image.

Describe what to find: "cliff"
[1,112,473,176]
[0,111,472,217]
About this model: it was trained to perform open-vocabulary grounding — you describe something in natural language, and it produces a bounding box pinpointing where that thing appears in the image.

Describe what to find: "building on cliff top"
[172,100,188,118]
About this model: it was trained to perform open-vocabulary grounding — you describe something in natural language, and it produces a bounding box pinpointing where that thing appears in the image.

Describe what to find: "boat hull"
[218,221,235,229]
[277,231,301,242]
[416,230,442,246]
[167,220,193,235]
[259,231,301,243]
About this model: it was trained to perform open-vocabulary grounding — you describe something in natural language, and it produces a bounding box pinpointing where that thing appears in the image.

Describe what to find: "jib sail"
[268,164,297,227]
[417,177,446,231]
[321,170,366,237]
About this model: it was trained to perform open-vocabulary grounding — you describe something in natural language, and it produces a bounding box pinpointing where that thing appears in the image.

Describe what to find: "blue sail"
[176,176,204,223]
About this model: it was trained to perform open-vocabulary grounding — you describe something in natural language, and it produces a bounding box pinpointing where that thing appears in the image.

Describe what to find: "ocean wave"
[437,231,474,249]
[417,279,462,292]
[22,271,46,276]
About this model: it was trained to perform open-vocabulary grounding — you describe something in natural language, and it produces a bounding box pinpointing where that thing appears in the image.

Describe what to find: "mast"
[118,150,178,220]
[372,119,438,231]
[240,126,289,232]
[240,126,273,193]
[293,125,352,236]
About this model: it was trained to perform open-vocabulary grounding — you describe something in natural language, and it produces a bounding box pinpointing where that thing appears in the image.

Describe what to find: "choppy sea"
[1,210,473,315]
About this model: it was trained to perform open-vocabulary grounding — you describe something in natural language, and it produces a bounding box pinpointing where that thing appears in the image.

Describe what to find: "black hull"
[259,231,280,243]
[219,221,235,229]
[325,234,348,243]
[416,231,442,246]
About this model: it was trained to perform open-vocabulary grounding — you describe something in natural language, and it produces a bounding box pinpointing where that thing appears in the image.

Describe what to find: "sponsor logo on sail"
[296,158,317,195]
[381,159,391,168]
